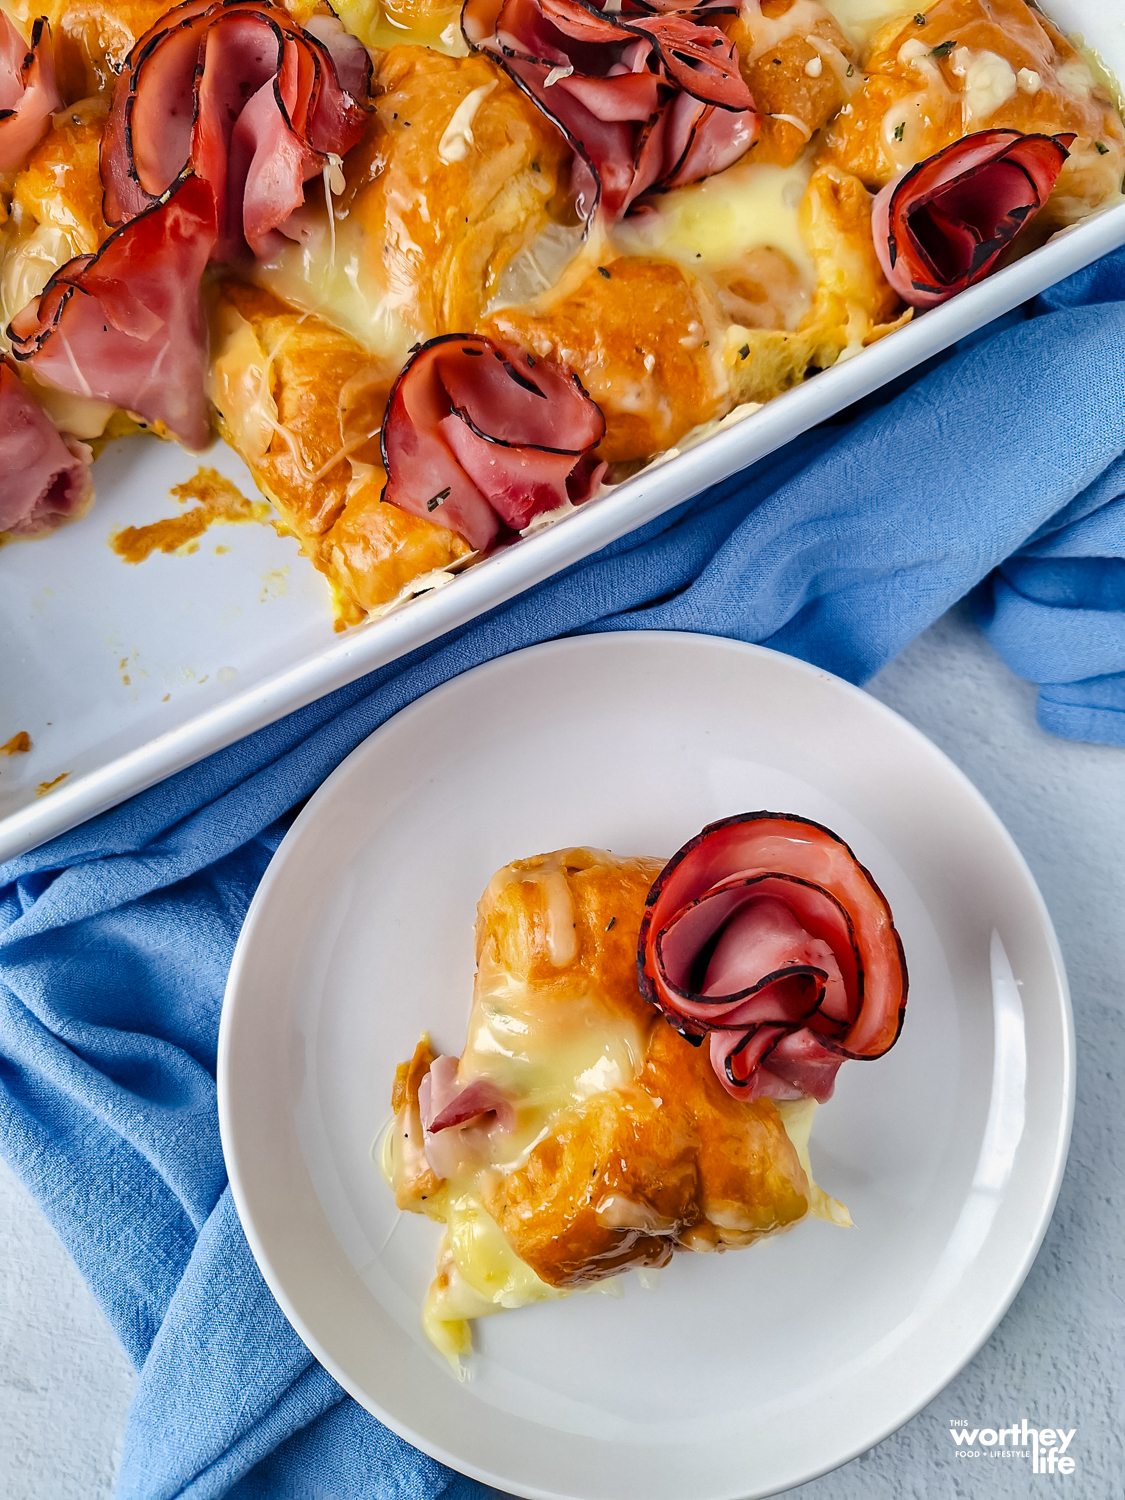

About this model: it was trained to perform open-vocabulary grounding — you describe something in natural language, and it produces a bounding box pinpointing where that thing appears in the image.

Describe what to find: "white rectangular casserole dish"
[0,0,1122,863]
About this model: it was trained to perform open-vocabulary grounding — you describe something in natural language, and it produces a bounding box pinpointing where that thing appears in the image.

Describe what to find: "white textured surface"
[0,601,1122,1497]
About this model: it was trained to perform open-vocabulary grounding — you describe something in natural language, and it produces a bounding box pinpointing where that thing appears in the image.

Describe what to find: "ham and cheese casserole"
[386,815,908,1363]
[1,0,1122,622]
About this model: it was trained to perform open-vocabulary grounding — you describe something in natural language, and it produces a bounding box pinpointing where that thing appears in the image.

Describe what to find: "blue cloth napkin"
[3,246,1125,1499]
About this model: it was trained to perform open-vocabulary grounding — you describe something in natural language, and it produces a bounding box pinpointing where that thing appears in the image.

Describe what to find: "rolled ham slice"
[0,13,61,172]
[462,0,756,223]
[872,129,1073,309]
[381,334,607,552]
[100,0,371,261]
[637,813,908,1102]
[0,360,93,537]
[8,174,218,451]
[418,1054,516,1180]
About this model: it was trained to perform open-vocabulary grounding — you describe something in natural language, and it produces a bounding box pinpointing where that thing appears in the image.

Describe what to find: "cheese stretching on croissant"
[385,847,849,1364]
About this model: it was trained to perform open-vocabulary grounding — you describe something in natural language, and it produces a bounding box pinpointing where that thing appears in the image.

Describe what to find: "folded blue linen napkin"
[3,246,1125,1499]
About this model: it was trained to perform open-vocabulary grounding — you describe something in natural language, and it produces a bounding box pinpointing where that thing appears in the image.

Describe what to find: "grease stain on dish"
[259,567,290,602]
[36,772,69,797]
[1,732,32,756]
[109,467,271,564]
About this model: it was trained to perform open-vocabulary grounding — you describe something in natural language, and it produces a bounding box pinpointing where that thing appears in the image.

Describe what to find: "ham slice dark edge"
[0,12,62,172]
[462,0,756,223]
[637,813,908,1102]
[417,1054,517,1178]
[8,174,219,450]
[100,0,371,261]
[0,360,93,536]
[381,333,607,551]
[872,129,1074,308]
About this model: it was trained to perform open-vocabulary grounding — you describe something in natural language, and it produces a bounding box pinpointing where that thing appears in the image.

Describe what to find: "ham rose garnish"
[381,334,607,552]
[8,175,218,450]
[0,360,93,537]
[638,813,908,1103]
[100,0,371,261]
[418,1054,516,1179]
[872,129,1073,309]
[0,13,61,172]
[462,0,757,223]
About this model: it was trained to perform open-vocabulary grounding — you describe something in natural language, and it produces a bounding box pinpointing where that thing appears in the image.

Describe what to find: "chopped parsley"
[426,488,451,512]
[739,343,750,360]
[894,121,905,141]
[931,39,956,59]
[1095,140,1110,154]
[598,265,611,278]
[605,917,616,931]
[914,11,926,22]
[846,63,854,77]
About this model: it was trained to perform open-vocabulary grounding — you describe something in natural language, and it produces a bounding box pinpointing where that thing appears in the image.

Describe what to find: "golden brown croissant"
[386,846,847,1363]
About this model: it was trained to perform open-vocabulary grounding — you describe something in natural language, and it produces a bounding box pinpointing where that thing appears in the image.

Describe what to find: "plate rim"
[217,630,1075,1500]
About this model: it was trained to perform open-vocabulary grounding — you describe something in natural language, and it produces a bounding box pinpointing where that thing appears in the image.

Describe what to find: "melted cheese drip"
[612,156,816,283]
[438,81,496,163]
[879,48,958,175]
[820,0,917,50]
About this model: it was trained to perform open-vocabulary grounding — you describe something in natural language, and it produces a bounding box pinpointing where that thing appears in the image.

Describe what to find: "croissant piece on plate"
[385,842,861,1365]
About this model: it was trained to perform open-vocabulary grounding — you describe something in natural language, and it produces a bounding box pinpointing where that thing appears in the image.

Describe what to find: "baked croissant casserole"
[2,0,1123,620]
[385,814,907,1363]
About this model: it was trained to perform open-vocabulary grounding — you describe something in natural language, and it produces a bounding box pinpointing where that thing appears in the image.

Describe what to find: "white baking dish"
[1,0,1122,864]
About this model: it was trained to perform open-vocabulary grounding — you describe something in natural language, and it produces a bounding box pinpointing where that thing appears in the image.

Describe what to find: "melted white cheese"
[820,0,916,50]
[437,80,496,164]
[252,217,415,366]
[612,156,817,284]
[950,47,1018,125]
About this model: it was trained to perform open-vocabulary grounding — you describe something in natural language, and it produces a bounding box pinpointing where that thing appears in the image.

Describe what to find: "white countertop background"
[2,600,1122,1499]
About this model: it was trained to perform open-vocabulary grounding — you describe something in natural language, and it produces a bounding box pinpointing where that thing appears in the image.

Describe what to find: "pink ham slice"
[638,814,908,1102]
[0,360,93,537]
[418,1054,516,1179]
[381,334,607,551]
[7,174,218,451]
[0,13,61,172]
[100,0,370,261]
[462,0,756,223]
[872,129,1073,309]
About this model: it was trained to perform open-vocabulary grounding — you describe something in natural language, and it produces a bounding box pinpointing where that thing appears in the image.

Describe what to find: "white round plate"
[217,633,1073,1500]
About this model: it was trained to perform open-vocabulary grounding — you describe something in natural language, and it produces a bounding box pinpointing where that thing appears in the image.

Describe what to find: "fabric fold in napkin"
[3,246,1125,1498]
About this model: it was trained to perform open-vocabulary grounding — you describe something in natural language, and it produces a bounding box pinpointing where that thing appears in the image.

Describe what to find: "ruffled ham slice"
[638,813,908,1102]
[0,13,61,172]
[381,333,606,552]
[462,0,756,222]
[0,360,93,537]
[872,129,1073,309]
[100,0,371,261]
[8,174,218,450]
[418,1053,516,1179]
